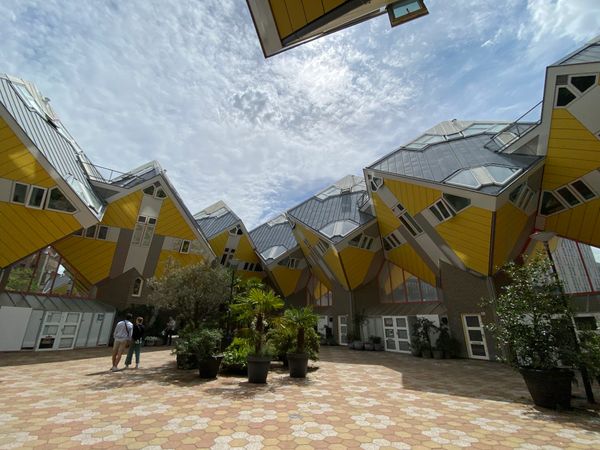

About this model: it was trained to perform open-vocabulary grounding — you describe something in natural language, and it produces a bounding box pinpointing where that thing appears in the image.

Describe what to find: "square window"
[85,226,97,238]
[46,187,76,212]
[12,183,28,204]
[27,186,46,209]
[180,240,190,253]
[97,226,108,240]
[571,180,596,200]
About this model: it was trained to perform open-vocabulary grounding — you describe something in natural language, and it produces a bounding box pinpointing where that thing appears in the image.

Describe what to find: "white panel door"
[37,311,81,350]
[338,315,348,345]
[462,314,489,360]
[22,309,44,348]
[75,312,93,347]
[0,306,32,351]
[382,316,411,353]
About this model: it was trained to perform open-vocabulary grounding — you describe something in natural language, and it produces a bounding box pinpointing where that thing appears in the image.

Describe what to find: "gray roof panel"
[0,292,115,312]
[195,210,239,239]
[556,43,600,66]
[250,220,297,254]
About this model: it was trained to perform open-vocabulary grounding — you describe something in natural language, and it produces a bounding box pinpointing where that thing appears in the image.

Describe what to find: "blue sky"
[1,0,599,228]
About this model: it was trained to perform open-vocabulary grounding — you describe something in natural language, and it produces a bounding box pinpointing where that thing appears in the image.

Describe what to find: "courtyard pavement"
[1,346,599,449]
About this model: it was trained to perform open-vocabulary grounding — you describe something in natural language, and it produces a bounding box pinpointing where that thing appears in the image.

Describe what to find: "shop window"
[570,75,596,94]
[132,277,143,297]
[85,225,97,239]
[179,240,190,254]
[556,186,581,207]
[97,225,109,240]
[11,182,28,204]
[540,191,566,216]
[570,180,596,201]
[443,193,471,213]
[46,187,76,213]
[556,87,576,107]
[27,186,47,209]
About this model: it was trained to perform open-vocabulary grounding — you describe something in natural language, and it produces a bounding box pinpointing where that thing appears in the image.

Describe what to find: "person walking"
[111,313,133,371]
[125,316,145,369]
[164,317,176,346]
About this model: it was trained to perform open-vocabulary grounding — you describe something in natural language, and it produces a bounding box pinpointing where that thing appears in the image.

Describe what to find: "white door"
[338,315,348,345]
[462,314,488,360]
[382,316,411,353]
[0,306,32,351]
[37,312,81,351]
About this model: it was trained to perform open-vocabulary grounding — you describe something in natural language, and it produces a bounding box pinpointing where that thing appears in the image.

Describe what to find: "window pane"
[85,226,97,238]
[97,226,108,240]
[571,180,595,200]
[58,338,74,348]
[405,275,421,301]
[471,344,486,356]
[385,329,394,338]
[155,188,167,198]
[28,187,45,207]
[571,75,596,93]
[468,329,483,342]
[142,225,155,246]
[443,194,471,212]
[384,318,393,327]
[47,188,76,212]
[420,281,438,301]
[143,186,154,195]
[556,87,576,107]
[465,316,480,327]
[65,313,79,323]
[181,240,190,253]
[557,187,580,206]
[486,165,520,185]
[398,341,410,351]
[446,170,480,188]
[396,317,407,327]
[132,223,145,245]
[397,330,408,339]
[540,191,565,215]
[62,325,77,335]
[429,205,443,222]
[386,339,396,350]
[12,183,28,204]
[437,201,451,219]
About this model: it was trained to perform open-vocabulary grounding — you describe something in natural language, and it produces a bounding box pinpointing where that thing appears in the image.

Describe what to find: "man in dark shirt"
[125,316,145,369]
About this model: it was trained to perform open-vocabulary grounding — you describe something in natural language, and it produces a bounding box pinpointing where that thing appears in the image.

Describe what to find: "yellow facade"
[386,243,436,286]
[271,265,303,297]
[208,232,229,260]
[542,109,600,246]
[154,250,203,279]
[269,0,346,39]
[339,246,375,290]
[436,206,493,275]
[372,191,401,235]
[384,177,441,215]
[53,236,117,285]
[100,190,143,229]
[322,246,349,290]
[154,198,195,240]
[492,202,530,271]
[0,118,81,268]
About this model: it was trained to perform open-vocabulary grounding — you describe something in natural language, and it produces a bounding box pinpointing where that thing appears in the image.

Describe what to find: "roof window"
[261,245,287,261]
[446,165,521,190]
[556,87,576,107]
[320,220,358,238]
[570,75,596,94]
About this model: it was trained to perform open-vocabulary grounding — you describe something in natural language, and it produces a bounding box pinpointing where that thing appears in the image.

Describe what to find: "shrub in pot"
[579,331,600,384]
[484,256,579,409]
[370,335,384,351]
[188,328,223,379]
[412,318,436,358]
[282,307,319,378]
[351,310,368,350]
[410,341,422,357]
[436,325,460,358]
[221,338,252,375]
[173,334,198,369]
[232,286,283,383]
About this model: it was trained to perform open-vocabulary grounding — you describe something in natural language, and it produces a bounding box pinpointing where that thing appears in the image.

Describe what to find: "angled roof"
[368,121,542,194]
[553,35,600,66]
[287,175,374,243]
[194,201,241,239]
[0,75,105,216]
[108,161,162,189]
[250,215,298,261]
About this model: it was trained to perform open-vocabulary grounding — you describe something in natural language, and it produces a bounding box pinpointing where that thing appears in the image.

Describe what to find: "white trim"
[462,314,489,360]
[338,315,348,345]
[10,181,29,205]
[45,186,78,214]
[132,277,143,297]
[179,239,191,254]
[382,316,411,353]
[26,185,47,209]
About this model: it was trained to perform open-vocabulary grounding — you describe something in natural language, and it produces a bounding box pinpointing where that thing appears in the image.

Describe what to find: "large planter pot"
[247,355,271,383]
[198,355,223,379]
[176,353,198,370]
[352,341,364,350]
[287,353,309,378]
[519,368,574,409]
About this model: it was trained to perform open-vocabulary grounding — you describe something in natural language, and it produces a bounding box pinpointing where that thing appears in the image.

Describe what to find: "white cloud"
[0,0,597,228]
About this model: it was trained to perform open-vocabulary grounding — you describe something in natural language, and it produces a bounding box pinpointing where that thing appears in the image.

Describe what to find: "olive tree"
[147,259,230,329]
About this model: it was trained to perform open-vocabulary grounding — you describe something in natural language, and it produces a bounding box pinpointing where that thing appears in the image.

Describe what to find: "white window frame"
[555,185,582,207]
[509,183,536,213]
[10,182,29,205]
[462,314,489,360]
[154,187,167,199]
[220,247,235,266]
[26,185,47,210]
[428,198,455,224]
[84,225,97,239]
[554,85,578,108]
[287,258,299,269]
[132,215,157,247]
[383,230,405,251]
[569,73,598,95]
[132,277,143,297]
[391,202,423,237]
[96,225,109,240]
[569,178,597,202]
[229,225,243,236]
[539,190,569,216]
[179,240,191,254]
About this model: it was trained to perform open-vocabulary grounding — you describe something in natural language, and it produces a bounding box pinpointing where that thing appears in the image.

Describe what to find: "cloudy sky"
[1,0,599,228]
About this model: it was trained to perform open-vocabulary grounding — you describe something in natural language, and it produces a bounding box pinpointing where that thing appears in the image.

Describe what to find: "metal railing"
[484,100,543,153]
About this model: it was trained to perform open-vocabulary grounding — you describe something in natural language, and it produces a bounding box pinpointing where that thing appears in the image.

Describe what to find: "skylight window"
[320,220,358,238]
[261,245,287,261]
[446,170,481,188]
[11,81,43,115]
[446,165,521,190]
[316,186,340,199]
[486,165,521,185]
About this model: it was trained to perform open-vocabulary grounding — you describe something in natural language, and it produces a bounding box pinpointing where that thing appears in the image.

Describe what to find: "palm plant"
[282,307,318,354]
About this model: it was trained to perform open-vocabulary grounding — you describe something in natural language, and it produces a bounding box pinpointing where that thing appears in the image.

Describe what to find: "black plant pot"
[519,368,574,409]
[198,355,223,379]
[247,355,271,383]
[287,353,309,378]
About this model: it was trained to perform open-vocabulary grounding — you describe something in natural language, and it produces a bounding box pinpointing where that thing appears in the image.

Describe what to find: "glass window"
[12,82,43,114]
[465,316,480,327]
[27,186,46,208]
[556,87,576,107]
[556,187,581,206]
[46,187,76,212]
[143,185,154,195]
[443,193,471,212]
[446,169,480,188]
[570,75,596,94]
[399,215,422,237]
[132,278,143,297]
[154,188,167,199]
[132,223,144,246]
[429,205,443,222]
[405,274,421,301]
[261,245,286,261]
[509,184,524,203]
[320,220,358,238]
[570,180,596,200]
[141,224,155,247]
[97,225,108,240]
[486,165,520,185]
[540,191,566,215]
[420,281,438,301]
[85,226,97,238]
[12,182,28,204]
[180,240,190,253]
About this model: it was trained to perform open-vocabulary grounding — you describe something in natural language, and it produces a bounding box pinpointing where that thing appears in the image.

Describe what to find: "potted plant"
[187,328,223,379]
[232,287,284,383]
[412,317,436,357]
[221,338,252,375]
[410,341,422,357]
[371,336,384,351]
[282,307,319,378]
[436,325,460,358]
[351,310,368,350]
[484,256,578,409]
[173,335,198,369]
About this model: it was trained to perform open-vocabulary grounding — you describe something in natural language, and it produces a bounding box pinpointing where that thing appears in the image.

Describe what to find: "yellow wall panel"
[436,206,492,275]
[295,222,320,246]
[236,235,260,263]
[154,250,202,279]
[302,0,324,22]
[323,246,348,290]
[208,231,229,259]
[386,244,436,286]
[271,265,303,297]
[340,246,375,290]
[53,236,116,285]
[384,178,441,215]
[154,198,195,240]
[101,190,143,229]
[492,203,530,271]
[323,0,346,12]
[0,118,54,187]
[372,191,401,235]
[284,0,308,31]
[269,0,293,39]
[0,202,80,268]
[545,198,600,247]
